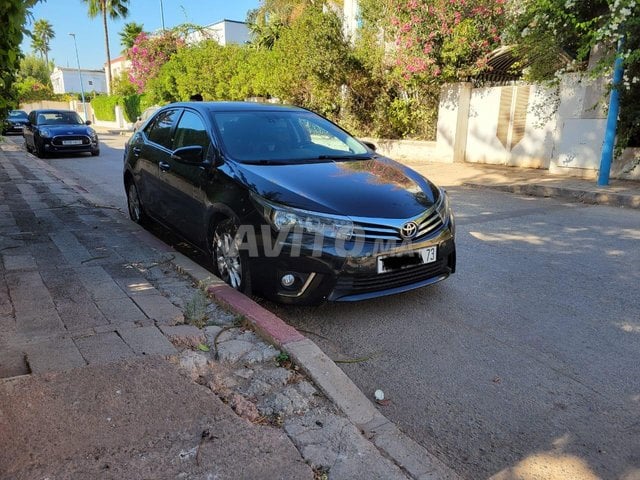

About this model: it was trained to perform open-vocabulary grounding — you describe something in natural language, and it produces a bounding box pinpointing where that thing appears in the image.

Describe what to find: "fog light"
[281,274,296,288]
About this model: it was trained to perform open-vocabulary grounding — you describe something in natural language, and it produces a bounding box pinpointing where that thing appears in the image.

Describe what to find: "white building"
[50,67,107,94]
[186,19,249,46]
[104,55,132,93]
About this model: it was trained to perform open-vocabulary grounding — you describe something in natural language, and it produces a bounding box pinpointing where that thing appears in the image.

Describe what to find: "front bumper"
[249,226,456,305]
[42,135,98,154]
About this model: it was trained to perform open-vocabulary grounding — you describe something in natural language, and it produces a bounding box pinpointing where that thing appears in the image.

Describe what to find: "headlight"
[89,129,98,141]
[436,188,451,220]
[253,194,354,240]
[39,128,51,138]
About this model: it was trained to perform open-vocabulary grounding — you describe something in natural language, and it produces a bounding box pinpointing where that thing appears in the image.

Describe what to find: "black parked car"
[2,110,28,135]
[123,102,456,304]
[23,109,100,158]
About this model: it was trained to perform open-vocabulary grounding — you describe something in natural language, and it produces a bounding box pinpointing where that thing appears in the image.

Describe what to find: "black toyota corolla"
[123,102,455,304]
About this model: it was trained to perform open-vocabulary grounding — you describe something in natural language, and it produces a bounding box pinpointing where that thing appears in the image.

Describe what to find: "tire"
[126,180,147,225]
[212,218,251,293]
[34,139,46,158]
[91,148,100,156]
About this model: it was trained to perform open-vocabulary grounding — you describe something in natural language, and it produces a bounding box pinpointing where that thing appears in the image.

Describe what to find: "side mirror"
[171,145,203,164]
[85,120,92,125]
[362,141,377,152]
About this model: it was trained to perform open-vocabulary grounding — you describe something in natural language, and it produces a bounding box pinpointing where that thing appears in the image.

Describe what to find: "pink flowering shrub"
[391,0,506,82]
[128,31,185,93]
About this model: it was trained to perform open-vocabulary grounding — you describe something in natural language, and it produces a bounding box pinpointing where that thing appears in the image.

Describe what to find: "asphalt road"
[13,134,640,479]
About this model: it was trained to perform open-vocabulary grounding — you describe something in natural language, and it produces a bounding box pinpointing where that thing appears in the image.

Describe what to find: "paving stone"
[24,337,87,373]
[55,298,109,331]
[158,325,205,348]
[112,276,158,297]
[175,349,210,381]
[74,266,129,301]
[243,342,279,364]
[74,332,136,365]
[133,293,184,325]
[0,347,29,378]
[94,321,138,334]
[95,297,147,324]
[6,271,64,335]
[49,231,93,266]
[118,326,177,356]
[257,385,310,416]
[217,340,256,363]
[285,412,410,480]
[1,254,37,271]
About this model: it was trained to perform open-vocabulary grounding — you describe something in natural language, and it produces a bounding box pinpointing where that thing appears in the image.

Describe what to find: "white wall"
[187,21,249,46]
[437,75,625,176]
[50,67,107,94]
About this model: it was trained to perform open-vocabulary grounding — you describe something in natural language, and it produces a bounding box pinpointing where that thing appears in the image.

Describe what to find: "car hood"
[39,124,93,135]
[233,156,439,219]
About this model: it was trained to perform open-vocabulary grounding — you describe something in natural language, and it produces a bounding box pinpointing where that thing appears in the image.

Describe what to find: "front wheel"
[34,139,46,158]
[212,219,251,293]
[126,180,147,225]
[91,148,100,156]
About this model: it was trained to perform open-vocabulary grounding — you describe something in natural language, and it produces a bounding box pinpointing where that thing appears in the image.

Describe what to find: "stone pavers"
[0,149,201,374]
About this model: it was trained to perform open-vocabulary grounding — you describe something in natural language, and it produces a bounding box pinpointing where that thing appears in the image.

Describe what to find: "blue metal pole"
[598,39,625,186]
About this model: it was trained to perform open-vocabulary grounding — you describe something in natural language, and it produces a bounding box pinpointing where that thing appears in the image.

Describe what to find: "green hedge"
[91,94,143,122]
[91,95,119,121]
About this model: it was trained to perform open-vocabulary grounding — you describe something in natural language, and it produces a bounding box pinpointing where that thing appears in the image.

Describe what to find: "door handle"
[132,146,141,155]
[159,161,171,172]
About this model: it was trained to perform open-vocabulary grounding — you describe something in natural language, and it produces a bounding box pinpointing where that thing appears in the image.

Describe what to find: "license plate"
[62,140,83,145]
[377,246,437,274]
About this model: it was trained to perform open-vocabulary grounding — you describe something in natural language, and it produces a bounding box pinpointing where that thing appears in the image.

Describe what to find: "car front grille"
[335,259,448,294]
[51,135,90,146]
[352,208,444,241]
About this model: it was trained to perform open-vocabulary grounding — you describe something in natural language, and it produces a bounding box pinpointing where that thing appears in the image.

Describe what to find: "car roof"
[32,109,76,114]
[161,101,306,114]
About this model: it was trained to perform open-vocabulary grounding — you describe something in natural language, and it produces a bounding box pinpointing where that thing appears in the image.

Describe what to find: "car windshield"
[9,111,27,119]
[212,110,369,164]
[38,111,84,125]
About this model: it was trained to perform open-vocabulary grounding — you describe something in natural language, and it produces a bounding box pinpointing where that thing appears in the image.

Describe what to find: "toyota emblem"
[400,221,418,240]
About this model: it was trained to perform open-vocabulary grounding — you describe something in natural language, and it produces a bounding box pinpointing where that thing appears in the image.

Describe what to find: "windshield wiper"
[316,154,372,160]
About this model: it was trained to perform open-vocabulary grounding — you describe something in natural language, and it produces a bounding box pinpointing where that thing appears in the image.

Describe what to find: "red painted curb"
[206,284,305,346]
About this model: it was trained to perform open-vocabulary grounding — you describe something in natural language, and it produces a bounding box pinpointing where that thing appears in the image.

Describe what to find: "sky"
[22,0,260,70]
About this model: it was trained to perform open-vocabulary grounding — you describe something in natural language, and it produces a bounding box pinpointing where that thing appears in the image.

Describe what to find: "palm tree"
[31,19,55,68]
[82,0,130,93]
[119,21,144,52]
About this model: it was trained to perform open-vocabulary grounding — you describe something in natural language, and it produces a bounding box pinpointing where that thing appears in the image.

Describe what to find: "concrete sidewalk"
[0,139,458,479]
[400,160,640,209]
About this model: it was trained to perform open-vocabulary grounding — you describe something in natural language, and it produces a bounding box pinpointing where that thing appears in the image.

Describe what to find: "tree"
[82,0,130,93]
[17,54,51,85]
[31,19,54,67]
[128,30,184,93]
[119,21,143,52]
[507,0,640,148]
[390,0,507,83]
[1,0,40,116]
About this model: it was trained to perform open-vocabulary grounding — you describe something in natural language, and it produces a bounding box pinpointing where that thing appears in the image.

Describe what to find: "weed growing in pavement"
[184,290,209,328]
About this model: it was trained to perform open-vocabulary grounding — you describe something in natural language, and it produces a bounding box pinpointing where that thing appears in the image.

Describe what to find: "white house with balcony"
[50,66,107,94]
[186,19,250,46]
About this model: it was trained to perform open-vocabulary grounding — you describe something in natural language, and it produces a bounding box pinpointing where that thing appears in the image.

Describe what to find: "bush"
[91,95,120,121]
[90,94,143,123]
[122,94,141,122]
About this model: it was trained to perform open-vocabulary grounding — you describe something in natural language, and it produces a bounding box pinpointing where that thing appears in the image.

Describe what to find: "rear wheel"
[126,180,147,225]
[212,218,251,293]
